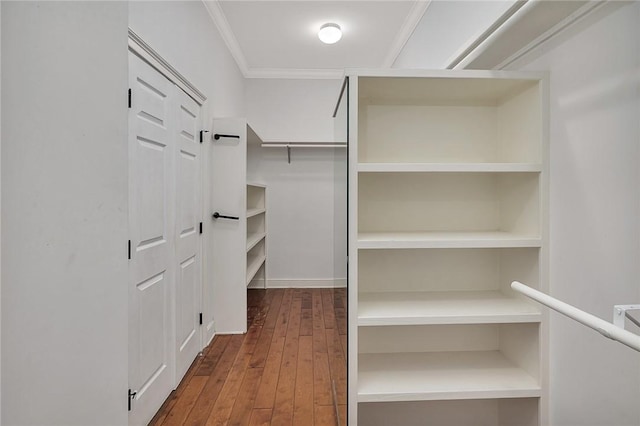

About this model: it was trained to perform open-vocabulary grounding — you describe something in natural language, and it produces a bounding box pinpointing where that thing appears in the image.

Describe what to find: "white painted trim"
[0,4,3,417]
[128,29,206,105]
[248,279,347,289]
[202,0,343,79]
[382,0,432,68]
[205,328,216,347]
[245,68,344,80]
[200,0,430,78]
[344,67,546,81]
[450,0,607,71]
[451,0,538,70]
[334,279,347,288]
[202,0,250,76]
[494,1,606,70]
[445,0,529,70]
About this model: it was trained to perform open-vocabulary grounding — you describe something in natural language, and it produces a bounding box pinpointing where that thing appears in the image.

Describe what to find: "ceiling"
[203,0,605,79]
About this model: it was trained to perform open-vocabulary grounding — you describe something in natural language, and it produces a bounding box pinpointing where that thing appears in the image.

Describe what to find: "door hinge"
[199,222,203,234]
[128,88,132,109]
[128,388,137,411]
[199,130,209,143]
[128,240,131,260]
[199,313,203,325]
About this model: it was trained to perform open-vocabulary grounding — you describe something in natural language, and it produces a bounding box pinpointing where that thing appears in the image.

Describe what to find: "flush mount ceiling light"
[318,23,342,44]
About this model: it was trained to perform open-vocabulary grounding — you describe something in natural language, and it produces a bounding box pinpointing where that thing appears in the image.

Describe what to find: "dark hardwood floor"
[149,288,347,426]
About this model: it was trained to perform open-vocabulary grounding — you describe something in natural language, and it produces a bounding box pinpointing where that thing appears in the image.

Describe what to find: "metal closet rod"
[261,142,347,164]
[261,142,347,148]
[512,281,640,353]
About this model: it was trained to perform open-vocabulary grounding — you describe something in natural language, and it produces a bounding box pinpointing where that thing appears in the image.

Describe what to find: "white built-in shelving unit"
[246,183,267,287]
[211,118,267,334]
[345,70,548,426]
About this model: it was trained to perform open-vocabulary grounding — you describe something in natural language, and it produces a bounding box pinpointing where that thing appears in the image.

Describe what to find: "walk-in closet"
[2,1,640,426]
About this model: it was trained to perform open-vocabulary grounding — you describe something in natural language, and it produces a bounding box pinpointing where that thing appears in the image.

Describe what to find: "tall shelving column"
[347,71,549,426]
[211,118,267,333]
[246,183,267,288]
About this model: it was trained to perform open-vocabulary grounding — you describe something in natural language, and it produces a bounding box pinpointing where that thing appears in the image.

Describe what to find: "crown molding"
[494,1,607,70]
[445,0,529,70]
[202,0,250,76]
[451,0,608,71]
[202,0,428,80]
[382,0,432,68]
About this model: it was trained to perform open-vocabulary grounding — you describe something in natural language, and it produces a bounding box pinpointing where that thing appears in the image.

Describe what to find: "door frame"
[128,29,206,106]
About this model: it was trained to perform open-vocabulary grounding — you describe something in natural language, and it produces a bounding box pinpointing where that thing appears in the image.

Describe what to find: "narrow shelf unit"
[211,118,267,333]
[246,183,267,289]
[343,69,548,426]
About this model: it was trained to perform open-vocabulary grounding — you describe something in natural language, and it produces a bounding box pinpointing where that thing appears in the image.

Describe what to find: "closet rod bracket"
[614,304,640,330]
[214,133,240,141]
[213,212,239,220]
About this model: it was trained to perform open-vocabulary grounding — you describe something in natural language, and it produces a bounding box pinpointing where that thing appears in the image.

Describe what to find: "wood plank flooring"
[150,288,347,426]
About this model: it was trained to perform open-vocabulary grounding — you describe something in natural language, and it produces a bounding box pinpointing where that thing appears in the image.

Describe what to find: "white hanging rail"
[512,281,640,353]
[261,142,347,163]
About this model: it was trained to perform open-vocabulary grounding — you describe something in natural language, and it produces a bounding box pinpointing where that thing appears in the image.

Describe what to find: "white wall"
[246,78,345,286]
[129,1,246,336]
[507,3,640,425]
[1,2,129,424]
[1,2,246,424]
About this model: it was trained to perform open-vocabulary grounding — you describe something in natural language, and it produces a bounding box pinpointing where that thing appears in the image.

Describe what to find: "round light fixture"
[318,23,342,44]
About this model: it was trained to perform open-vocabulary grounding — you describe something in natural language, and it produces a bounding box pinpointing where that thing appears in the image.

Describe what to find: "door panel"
[135,138,166,246]
[178,256,197,350]
[174,88,202,381]
[128,53,175,426]
[137,272,168,388]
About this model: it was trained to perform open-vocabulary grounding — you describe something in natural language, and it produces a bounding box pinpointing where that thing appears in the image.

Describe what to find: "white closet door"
[173,87,203,381]
[128,53,175,426]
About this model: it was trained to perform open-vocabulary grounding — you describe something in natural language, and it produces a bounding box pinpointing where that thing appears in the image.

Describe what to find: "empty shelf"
[358,351,540,402]
[358,291,541,326]
[358,163,543,173]
[246,254,266,286]
[246,232,266,252]
[247,208,266,218]
[358,232,542,249]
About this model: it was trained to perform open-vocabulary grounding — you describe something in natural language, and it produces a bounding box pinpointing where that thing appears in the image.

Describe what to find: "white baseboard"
[204,321,215,346]
[333,279,347,288]
[248,278,347,289]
